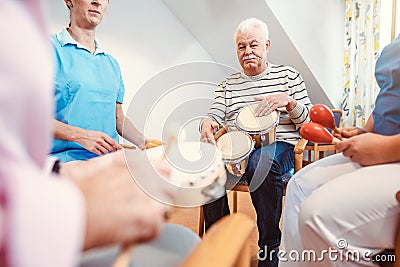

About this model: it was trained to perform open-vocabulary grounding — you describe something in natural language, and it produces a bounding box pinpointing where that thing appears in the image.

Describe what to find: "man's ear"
[266,40,271,52]
[66,0,73,8]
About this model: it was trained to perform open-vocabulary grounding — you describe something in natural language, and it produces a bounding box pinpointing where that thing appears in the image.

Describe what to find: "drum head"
[129,141,226,207]
[216,131,253,160]
[236,103,279,132]
[146,142,224,188]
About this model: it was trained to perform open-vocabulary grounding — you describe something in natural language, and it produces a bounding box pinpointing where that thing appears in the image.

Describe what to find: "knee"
[247,147,274,171]
[299,199,318,229]
[298,199,329,245]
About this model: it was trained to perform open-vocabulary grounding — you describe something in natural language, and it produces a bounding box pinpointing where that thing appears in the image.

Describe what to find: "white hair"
[233,18,269,43]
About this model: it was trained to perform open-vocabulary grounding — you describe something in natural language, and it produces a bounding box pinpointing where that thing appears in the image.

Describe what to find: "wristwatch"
[52,159,61,174]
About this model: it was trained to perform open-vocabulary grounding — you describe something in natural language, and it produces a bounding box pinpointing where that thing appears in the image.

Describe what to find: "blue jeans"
[203,141,294,267]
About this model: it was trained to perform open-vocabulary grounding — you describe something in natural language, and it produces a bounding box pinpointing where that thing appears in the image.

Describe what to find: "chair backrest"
[332,109,342,128]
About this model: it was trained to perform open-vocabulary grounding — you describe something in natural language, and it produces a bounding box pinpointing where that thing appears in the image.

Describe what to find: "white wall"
[43,0,227,141]
[267,0,345,108]
[43,0,346,141]
[162,0,334,107]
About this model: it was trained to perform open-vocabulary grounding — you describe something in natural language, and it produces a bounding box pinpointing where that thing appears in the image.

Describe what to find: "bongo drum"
[236,103,280,148]
[216,131,254,176]
[144,141,227,207]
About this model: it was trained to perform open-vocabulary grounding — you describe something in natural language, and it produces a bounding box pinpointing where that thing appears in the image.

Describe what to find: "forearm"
[287,101,311,127]
[287,74,312,127]
[383,134,400,163]
[53,119,84,142]
[116,116,146,147]
[362,114,375,132]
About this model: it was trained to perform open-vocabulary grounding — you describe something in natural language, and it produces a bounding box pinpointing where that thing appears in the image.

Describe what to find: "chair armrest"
[180,213,255,267]
[294,138,308,173]
[294,138,308,154]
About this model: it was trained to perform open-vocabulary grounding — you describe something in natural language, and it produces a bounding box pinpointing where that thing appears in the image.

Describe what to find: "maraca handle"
[333,127,342,135]
[332,136,341,145]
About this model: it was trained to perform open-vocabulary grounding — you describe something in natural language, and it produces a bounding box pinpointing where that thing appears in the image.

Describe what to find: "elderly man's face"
[236,27,270,76]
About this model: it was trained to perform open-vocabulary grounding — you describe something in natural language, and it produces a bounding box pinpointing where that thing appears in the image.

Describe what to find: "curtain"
[342,0,381,127]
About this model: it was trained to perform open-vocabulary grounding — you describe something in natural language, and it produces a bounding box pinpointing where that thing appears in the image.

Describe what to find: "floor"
[167,190,265,267]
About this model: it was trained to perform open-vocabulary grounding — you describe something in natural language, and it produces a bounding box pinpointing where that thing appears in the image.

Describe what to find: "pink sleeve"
[0,1,86,266]
[3,167,85,267]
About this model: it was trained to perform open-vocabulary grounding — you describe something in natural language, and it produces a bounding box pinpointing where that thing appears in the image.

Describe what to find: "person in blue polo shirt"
[51,0,147,162]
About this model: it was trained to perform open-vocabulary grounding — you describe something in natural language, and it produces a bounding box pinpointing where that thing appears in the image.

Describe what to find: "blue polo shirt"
[373,34,400,136]
[50,28,125,162]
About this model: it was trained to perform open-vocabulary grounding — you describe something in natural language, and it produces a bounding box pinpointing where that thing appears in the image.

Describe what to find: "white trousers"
[281,153,400,266]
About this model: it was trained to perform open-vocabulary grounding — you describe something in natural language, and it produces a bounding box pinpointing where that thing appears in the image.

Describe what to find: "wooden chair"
[181,213,255,267]
[110,214,254,267]
[294,109,342,170]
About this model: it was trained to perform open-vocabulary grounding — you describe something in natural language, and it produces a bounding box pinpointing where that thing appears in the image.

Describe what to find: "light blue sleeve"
[116,74,125,103]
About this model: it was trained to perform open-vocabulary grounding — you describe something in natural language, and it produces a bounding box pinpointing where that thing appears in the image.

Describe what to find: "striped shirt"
[205,63,312,145]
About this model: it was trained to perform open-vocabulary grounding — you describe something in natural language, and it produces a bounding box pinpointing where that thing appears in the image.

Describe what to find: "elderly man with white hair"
[200,17,312,267]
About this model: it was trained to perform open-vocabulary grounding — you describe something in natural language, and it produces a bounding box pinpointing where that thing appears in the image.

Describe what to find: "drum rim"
[219,140,255,162]
[216,131,254,161]
[235,105,280,133]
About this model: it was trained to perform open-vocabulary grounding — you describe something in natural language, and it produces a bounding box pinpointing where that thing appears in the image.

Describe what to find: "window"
[380,0,399,51]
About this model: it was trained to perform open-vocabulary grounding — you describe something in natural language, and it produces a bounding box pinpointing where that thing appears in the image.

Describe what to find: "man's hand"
[76,129,122,155]
[254,94,296,116]
[200,119,219,145]
[61,151,174,250]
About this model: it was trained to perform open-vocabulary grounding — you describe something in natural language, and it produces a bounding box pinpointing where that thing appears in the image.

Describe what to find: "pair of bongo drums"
[216,103,279,176]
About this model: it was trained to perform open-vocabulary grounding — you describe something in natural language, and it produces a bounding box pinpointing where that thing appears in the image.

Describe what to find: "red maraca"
[300,122,340,144]
[309,104,341,135]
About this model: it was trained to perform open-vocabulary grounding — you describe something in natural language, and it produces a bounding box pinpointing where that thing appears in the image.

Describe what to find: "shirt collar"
[56,28,106,55]
[241,63,271,81]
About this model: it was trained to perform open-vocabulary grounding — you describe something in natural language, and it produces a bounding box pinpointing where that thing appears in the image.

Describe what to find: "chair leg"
[313,144,318,162]
[198,206,204,237]
[233,190,238,213]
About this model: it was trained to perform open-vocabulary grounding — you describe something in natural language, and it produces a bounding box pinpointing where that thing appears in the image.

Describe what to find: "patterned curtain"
[342,0,381,127]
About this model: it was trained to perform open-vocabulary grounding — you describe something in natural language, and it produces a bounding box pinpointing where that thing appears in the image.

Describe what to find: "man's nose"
[245,45,252,54]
